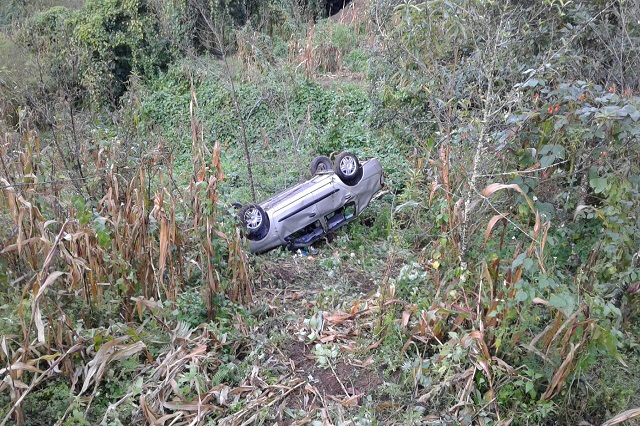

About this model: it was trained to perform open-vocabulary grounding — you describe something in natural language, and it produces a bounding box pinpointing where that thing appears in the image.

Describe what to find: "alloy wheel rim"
[244,208,263,230]
[339,156,357,176]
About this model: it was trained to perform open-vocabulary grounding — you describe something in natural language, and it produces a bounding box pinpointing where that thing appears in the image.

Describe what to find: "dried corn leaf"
[324,312,353,325]
[0,237,41,253]
[80,337,146,396]
[484,213,508,246]
[0,361,44,375]
[33,271,67,343]
[601,407,640,426]
[541,343,578,400]
[480,183,534,210]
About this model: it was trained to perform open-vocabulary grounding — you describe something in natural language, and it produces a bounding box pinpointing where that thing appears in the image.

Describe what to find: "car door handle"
[309,212,316,217]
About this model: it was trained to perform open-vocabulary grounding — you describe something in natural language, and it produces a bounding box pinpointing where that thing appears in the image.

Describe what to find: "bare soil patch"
[283,339,384,401]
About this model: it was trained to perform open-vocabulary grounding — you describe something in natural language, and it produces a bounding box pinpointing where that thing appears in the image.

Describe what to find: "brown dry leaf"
[349,300,362,314]
[480,183,534,210]
[382,298,406,307]
[401,310,411,328]
[541,343,579,400]
[212,141,223,180]
[80,336,146,396]
[523,162,541,172]
[481,259,495,301]
[542,310,580,354]
[131,297,160,321]
[154,412,183,425]
[140,394,159,424]
[474,359,492,383]
[367,338,383,350]
[136,298,144,321]
[359,357,375,367]
[601,407,640,426]
[336,394,361,407]
[0,361,44,375]
[484,213,509,246]
[33,271,68,343]
[533,210,542,238]
[400,337,413,354]
[429,181,441,206]
[324,312,353,325]
[229,386,254,396]
[34,271,66,301]
[340,344,355,353]
[161,401,219,412]
[2,378,29,390]
[492,357,516,376]
[453,197,463,225]
[0,237,41,254]
[157,212,170,294]
[319,334,337,343]
[463,330,492,360]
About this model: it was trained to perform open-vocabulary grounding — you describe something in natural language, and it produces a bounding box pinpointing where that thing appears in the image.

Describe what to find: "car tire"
[240,203,270,241]
[310,155,332,175]
[333,151,363,186]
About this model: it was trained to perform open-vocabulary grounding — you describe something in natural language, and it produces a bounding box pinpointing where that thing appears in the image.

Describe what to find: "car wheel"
[310,155,332,175]
[240,203,270,240]
[333,151,363,185]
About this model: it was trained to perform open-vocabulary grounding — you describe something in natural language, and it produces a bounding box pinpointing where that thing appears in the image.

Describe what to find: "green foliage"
[367,0,640,422]
[14,5,80,109]
[0,0,24,26]
[512,80,640,298]
[12,0,174,109]
[174,285,209,327]
[22,380,73,425]
[130,61,375,196]
[71,0,173,104]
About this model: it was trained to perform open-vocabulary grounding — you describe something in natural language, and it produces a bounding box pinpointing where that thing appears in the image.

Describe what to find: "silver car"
[239,151,384,253]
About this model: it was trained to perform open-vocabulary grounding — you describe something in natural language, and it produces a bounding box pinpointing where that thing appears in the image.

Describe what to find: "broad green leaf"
[549,293,567,310]
[523,258,534,271]
[540,155,555,168]
[551,145,566,158]
[554,117,568,131]
[620,104,640,121]
[538,276,549,288]
[512,253,526,268]
[590,177,610,194]
[526,381,534,393]
[515,289,528,302]
[549,293,575,315]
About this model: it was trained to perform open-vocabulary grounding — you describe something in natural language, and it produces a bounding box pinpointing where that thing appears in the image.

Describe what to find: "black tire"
[333,151,363,185]
[309,155,332,175]
[239,204,270,241]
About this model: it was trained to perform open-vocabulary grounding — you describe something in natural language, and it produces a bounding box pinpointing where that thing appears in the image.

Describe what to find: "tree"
[72,0,174,106]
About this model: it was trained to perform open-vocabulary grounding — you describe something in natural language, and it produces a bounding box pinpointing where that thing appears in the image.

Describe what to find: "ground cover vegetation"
[1,0,639,424]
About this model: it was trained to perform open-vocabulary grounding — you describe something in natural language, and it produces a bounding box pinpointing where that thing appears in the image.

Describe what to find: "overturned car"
[239,151,384,254]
